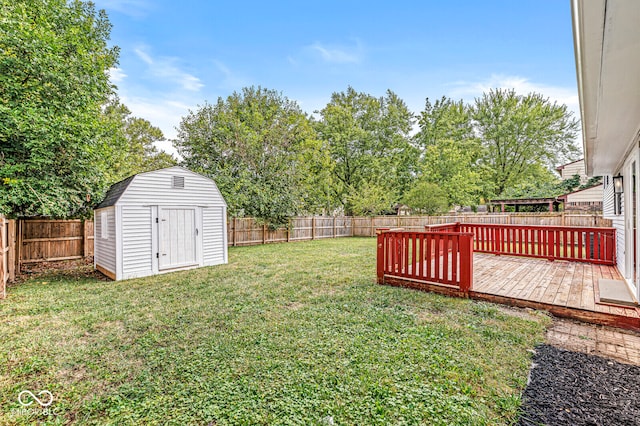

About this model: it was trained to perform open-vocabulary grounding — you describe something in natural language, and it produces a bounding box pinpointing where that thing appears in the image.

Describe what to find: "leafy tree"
[346,182,395,216]
[174,86,324,226]
[403,181,449,215]
[315,87,417,215]
[415,97,484,206]
[473,89,580,198]
[0,0,119,217]
[103,99,176,180]
[580,176,602,190]
[416,97,475,147]
[559,174,581,193]
[500,164,562,199]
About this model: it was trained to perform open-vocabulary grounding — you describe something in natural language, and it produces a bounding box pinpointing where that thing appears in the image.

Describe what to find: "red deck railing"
[458,223,616,265]
[376,229,474,293]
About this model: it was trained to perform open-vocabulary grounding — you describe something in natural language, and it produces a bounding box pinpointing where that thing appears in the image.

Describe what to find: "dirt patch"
[495,305,549,322]
[11,257,109,284]
[518,344,640,426]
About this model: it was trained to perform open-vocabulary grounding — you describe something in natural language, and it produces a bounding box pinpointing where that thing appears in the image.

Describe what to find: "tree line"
[0,0,581,225]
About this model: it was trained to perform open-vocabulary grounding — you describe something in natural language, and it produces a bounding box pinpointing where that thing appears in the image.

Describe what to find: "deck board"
[387,252,640,331]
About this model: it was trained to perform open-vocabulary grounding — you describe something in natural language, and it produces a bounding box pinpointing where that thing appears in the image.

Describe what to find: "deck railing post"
[459,233,473,293]
[376,230,385,284]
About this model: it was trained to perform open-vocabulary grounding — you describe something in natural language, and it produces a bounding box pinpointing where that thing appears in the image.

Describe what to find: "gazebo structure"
[489,197,563,213]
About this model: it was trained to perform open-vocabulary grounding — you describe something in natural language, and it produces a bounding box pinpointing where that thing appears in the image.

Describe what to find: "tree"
[174,86,323,226]
[0,0,119,217]
[403,181,449,215]
[103,99,176,181]
[315,87,417,215]
[414,97,484,206]
[473,89,580,198]
[345,182,395,216]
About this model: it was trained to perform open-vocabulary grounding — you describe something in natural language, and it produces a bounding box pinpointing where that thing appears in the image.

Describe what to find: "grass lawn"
[0,238,550,425]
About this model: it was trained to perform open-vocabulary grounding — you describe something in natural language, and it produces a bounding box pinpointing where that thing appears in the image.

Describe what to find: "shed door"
[158,207,197,270]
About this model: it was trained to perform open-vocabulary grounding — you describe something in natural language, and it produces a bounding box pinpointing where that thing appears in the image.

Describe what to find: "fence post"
[350,217,354,237]
[8,220,16,282]
[333,216,336,238]
[16,219,22,274]
[287,218,291,242]
[370,216,374,237]
[263,223,267,245]
[233,217,237,247]
[459,234,474,293]
[83,220,90,258]
[312,217,316,240]
[376,229,386,284]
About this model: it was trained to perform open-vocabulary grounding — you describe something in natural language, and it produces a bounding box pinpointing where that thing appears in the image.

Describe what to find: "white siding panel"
[565,184,603,202]
[202,207,226,266]
[603,175,625,275]
[118,167,226,208]
[121,206,153,279]
[559,159,589,183]
[94,207,116,274]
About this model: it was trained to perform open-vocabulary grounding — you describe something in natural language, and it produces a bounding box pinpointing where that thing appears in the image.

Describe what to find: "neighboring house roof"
[555,158,584,172]
[95,174,136,209]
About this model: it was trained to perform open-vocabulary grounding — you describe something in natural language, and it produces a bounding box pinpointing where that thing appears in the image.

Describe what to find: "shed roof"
[95,175,136,209]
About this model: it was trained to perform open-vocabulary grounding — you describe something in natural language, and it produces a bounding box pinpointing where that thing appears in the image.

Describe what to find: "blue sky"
[95,0,578,155]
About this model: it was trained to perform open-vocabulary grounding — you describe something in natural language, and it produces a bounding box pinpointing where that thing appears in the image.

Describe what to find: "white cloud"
[119,95,195,158]
[447,74,580,119]
[134,46,204,92]
[307,41,363,64]
[213,60,248,90]
[108,67,127,84]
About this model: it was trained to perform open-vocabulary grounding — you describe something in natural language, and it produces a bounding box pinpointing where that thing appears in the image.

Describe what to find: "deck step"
[598,279,638,307]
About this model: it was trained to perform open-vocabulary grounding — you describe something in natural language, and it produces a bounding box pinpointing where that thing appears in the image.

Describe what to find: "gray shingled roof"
[95,174,136,209]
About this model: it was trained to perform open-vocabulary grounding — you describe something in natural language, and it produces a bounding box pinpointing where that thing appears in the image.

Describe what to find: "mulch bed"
[518,344,640,425]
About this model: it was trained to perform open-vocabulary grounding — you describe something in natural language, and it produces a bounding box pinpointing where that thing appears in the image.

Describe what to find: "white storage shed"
[94,166,228,280]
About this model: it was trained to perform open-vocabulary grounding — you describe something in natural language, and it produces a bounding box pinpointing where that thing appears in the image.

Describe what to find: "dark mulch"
[518,344,640,426]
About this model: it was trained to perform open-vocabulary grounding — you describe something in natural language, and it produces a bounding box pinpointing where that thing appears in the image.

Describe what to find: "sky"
[94,0,579,156]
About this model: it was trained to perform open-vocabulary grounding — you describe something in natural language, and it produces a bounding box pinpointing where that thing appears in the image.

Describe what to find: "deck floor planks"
[483,259,532,295]
[390,253,640,327]
[580,264,596,311]
[565,262,585,309]
[515,261,555,302]
[540,265,567,305]
[553,261,577,307]
[507,258,548,301]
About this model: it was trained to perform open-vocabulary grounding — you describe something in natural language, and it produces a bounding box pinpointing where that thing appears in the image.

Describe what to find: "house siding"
[565,184,604,202]
[603,175,625,276]
[202,206,226,266]
[94,207,116,274]
[121,206,153,279]
[559,159,589,184]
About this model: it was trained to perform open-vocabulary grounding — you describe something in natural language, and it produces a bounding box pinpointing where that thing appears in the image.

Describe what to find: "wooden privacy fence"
[228,216,353,246]
[354,213,611,236]
[458,223,616,265]
[376,228,474,295]
[18,220,94,265]
[228,213,611,244]
[0,217,17,299]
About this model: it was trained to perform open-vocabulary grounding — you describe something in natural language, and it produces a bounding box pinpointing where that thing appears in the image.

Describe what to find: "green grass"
[0,238,550,425]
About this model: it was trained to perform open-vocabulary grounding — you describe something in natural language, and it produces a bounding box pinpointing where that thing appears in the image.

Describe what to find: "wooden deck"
[468,254,640,330]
